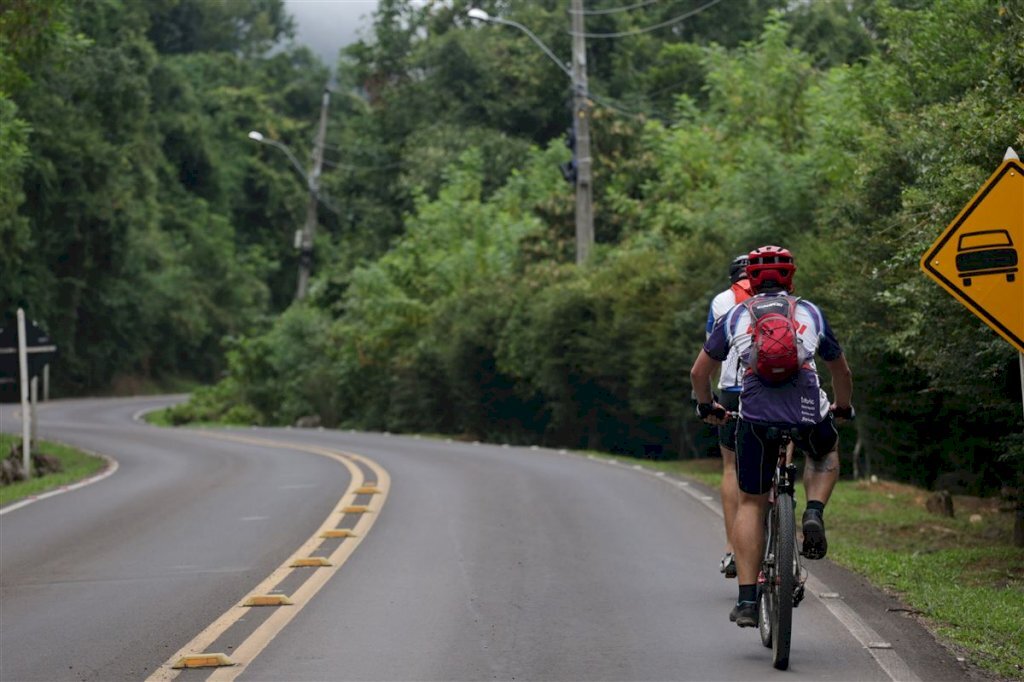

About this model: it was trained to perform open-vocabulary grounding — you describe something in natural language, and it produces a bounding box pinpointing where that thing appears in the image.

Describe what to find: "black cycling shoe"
[729,600,758,627]
[801,509,828,560]
[720,552,737,579]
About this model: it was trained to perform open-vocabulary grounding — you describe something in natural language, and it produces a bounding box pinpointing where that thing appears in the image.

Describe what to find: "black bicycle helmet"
[729,254,749,284]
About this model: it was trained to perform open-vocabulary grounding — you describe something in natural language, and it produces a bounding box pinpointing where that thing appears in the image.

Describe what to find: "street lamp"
[467,6,594,265]
[247,90,330,301]
[466,9,572,79]
[248,131,314,194]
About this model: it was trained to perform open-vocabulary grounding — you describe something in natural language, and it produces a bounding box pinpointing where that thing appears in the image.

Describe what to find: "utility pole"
[296,87,331,301]
[570,0,594,265]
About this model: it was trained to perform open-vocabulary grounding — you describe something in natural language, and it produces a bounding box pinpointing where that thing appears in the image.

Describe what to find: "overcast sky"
[283,0,379,69]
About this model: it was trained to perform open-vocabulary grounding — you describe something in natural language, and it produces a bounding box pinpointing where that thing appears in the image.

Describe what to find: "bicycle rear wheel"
[772,491,795,670]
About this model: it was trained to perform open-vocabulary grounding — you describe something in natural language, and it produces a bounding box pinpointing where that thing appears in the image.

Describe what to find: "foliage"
[0,0,322,394]
[6,0,1024,495]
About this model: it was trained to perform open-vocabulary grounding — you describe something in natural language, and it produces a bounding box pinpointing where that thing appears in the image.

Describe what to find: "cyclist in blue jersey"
[689,245,854,627]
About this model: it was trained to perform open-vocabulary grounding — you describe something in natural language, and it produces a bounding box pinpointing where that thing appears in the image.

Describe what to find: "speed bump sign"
[921,153,1024,354]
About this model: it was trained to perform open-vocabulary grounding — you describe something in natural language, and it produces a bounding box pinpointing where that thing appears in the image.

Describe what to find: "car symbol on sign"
[955,229,1018,287]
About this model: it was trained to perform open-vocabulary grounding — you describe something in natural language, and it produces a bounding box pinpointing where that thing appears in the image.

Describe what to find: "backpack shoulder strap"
[730,280,753,303]
[786,295,801,318]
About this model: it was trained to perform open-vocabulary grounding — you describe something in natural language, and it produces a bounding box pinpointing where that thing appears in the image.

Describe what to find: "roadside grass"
[142,408,174,427]
[141,408,239,430]
[0,433,107,507]
[649,457,1023,681]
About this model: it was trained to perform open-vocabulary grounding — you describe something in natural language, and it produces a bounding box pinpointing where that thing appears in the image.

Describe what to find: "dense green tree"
[144,0,293,55]
[1,0,325,392]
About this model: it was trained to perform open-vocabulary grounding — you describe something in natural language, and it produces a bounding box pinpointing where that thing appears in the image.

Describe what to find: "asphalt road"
[0,397,970,681]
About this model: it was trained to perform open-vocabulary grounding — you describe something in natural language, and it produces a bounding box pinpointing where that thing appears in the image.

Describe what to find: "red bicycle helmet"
[746,245,796,292]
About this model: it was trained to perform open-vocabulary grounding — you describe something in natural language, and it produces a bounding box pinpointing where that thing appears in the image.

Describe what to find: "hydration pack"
[744,295,804,385]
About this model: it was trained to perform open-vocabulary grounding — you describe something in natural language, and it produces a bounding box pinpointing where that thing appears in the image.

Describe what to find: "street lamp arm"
[248,131,315,193]
[468,11,573,80]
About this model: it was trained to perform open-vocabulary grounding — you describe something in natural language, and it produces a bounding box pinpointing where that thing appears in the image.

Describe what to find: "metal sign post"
[17,309,31,475]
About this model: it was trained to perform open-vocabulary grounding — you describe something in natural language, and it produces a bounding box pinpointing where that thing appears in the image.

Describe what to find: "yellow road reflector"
[354,486,382,494]
[290,557,332,567]
[243,595,294,607]
[320,529,357,538]
[340,505,371,513]
[172,653,234,669]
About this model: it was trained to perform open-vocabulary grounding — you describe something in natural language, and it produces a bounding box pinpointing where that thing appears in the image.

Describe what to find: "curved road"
[1,397,967,681]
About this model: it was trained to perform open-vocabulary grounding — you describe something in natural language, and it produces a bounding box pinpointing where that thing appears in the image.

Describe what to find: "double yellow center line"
[146,432,390,681]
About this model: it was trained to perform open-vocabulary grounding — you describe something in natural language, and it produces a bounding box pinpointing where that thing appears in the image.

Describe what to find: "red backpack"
[744,295,804,385]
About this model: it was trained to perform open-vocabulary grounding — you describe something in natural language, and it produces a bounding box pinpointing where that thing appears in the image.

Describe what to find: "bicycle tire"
[772,491,795,670]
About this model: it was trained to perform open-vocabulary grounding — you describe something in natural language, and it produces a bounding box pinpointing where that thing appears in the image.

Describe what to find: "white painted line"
[805,573,920,681]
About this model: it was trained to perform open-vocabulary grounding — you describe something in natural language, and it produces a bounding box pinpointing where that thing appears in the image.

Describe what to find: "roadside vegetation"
[0,433,107,507]
[5,1,1023,500]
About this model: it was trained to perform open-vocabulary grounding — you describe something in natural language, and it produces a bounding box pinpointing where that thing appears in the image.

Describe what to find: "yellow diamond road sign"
[921,157,1024,354]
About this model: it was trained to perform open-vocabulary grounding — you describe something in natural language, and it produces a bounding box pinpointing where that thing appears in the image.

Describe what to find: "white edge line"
[0,449,119,516]
[594,457,920,682]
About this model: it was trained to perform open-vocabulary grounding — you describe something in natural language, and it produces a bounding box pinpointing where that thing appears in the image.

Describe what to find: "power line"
[321,157,405,171]
[586,89,674,123]
[568,0,724,38]
[570,0,662,16]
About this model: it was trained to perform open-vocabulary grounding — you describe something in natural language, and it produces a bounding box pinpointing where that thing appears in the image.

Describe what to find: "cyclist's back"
[711,290,839,427]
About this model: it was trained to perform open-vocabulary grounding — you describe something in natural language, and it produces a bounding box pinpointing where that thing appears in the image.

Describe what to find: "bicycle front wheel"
[772,491,795,670]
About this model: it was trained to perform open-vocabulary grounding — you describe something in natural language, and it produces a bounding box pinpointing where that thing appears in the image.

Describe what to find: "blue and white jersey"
[703,292,843,425]
[706,286,748,393]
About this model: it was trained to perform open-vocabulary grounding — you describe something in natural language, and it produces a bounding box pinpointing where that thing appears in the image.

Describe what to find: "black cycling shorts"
[734,414,839,495]
[717,391,741,451]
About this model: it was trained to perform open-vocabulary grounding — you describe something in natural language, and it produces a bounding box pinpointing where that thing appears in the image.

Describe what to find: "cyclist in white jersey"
[705,255,753,579]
